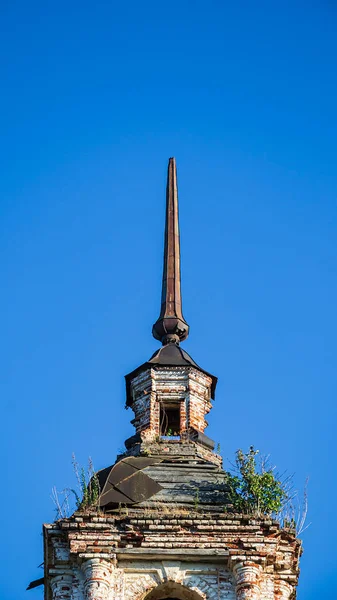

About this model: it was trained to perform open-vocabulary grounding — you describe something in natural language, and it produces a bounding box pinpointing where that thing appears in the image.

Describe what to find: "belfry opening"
[160,402,181,438]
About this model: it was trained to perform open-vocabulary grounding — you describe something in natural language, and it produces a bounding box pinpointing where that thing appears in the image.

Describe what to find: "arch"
[144,582,205,600]
[123,567,234,600]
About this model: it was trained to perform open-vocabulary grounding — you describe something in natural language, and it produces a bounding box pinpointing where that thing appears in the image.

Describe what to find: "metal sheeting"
[97,456,163,507]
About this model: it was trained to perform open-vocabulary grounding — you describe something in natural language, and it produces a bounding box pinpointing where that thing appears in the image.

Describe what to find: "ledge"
[115,547,230,561]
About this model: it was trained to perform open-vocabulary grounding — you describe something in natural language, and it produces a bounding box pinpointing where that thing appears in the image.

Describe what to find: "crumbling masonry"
[41,158,301,600]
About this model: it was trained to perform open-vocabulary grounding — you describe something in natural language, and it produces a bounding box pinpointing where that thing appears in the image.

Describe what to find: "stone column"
[233,562,262,600]
[50,573,73,600]
[82,558,113,600]
[274,580,293,600]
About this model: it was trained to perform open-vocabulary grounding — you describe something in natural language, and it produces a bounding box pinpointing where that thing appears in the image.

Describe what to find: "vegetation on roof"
[226,446,288,515]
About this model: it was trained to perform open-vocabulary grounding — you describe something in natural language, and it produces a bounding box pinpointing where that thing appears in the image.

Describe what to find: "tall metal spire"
[152,158,190,346]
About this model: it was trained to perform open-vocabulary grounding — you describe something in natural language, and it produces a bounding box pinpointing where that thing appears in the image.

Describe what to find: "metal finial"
[152,158,189,345]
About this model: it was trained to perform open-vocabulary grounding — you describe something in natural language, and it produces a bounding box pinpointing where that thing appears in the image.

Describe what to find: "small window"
[160,403,180,437]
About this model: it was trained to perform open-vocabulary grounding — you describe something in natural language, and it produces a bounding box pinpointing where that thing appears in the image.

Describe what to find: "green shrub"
[226,446,288,515]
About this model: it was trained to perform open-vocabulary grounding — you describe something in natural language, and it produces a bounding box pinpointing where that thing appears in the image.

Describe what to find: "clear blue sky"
[1,1,336,598]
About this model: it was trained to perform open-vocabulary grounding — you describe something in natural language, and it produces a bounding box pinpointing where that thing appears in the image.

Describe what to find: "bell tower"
[35,158,302,600]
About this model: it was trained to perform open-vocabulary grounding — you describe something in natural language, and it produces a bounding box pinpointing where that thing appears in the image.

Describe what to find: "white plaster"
[119,560,235,600]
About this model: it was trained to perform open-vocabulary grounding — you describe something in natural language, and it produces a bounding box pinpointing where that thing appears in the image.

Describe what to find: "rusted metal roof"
[97,456,163,507]
[148,343,200,367]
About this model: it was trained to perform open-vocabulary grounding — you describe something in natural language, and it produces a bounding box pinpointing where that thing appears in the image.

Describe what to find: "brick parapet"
[45,513,300,579]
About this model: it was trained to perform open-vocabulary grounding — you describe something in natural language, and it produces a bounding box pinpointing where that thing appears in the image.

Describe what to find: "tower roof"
[125,343,217,406]
[152,157,189,345]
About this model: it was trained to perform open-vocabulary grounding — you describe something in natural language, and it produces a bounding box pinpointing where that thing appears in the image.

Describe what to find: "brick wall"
[44,511,301,600]
[127,367,213,443]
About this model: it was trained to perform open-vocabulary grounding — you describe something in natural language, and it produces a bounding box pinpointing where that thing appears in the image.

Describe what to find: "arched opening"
[144,582,204,600]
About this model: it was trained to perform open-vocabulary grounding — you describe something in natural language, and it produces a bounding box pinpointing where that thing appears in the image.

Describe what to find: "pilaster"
[81,558,114,600]
[274,580,293,600]
[233,562,263,600]
[50,573,73,600]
